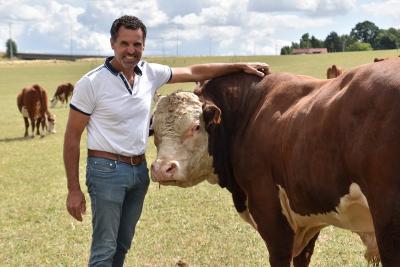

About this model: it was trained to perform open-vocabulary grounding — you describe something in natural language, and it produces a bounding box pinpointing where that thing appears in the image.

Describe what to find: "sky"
[0,0,399,57]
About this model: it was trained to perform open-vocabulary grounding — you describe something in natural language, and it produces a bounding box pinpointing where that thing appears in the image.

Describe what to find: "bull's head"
[150,91,218,187]
[50,97,58,108]
[47,113,56,134]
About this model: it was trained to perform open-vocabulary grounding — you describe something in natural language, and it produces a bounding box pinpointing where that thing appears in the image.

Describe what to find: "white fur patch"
[278,183,377,259]
[21,106,29,118]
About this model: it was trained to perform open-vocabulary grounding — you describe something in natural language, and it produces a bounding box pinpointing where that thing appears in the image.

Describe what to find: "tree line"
[281,20,400,55]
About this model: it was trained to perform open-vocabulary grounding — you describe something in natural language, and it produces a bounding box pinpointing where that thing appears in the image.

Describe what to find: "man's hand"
[242,62,270,77]
[66,189,86,221]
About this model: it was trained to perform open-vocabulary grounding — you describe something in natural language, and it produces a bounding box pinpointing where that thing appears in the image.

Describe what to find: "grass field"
[1,50,399,266]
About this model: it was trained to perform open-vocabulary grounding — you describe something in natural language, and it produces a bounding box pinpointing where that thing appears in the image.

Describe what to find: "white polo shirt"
[70,56,172,156]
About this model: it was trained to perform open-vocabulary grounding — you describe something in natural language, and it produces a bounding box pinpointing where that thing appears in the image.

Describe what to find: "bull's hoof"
[30,135,35,138]
[175,260,188,267]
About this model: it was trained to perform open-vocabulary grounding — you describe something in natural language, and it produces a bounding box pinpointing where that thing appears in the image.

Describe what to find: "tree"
[5,39,17,58]
[350,21,379,48]
[347,41,373,51]
[339,34,357,51]
[324,31,341,52]
[310,36,324,48]
[291,42,300,49]
[280,46,292,55]
[299,33,311,48]
[375,29,398,49]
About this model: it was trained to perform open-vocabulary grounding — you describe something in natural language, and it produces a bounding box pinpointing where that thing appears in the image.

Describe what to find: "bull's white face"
[47,114,56,134]
[151,92,218,187]
[50,97,58,108]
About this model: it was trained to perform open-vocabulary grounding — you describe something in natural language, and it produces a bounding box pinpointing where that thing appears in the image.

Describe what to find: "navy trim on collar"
[134,64,142,76]
[119,73,132,95]
[104,56,142,76]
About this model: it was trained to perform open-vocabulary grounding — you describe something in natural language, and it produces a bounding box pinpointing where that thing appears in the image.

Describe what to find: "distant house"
[292,48,328,55]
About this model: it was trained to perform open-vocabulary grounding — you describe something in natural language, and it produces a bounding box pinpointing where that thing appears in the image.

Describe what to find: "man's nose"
[127,44,136,54]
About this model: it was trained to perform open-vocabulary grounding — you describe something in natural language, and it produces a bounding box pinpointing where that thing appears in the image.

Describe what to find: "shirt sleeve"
[70,76,95,115]
[146,63,172,90]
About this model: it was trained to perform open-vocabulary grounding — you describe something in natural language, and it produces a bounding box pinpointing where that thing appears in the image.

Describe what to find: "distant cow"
[151,58,400,266]
[17,84,56,138]
[50,82,74,108]
[326,64,343,79]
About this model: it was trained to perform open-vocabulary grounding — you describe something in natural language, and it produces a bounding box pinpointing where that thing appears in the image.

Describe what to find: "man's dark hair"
[110,15,147,41]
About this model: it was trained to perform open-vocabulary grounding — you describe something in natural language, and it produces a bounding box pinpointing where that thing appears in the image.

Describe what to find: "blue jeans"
[86,156,149,267]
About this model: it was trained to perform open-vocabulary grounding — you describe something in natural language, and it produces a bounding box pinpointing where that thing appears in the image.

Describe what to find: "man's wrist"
[68,183,82,192]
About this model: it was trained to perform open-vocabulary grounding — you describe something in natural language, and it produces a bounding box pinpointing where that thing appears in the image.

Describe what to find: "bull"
[150,58,400,267]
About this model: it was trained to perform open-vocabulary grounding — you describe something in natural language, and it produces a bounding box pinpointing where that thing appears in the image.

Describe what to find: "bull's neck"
[201,73,266,192]
[205,80,266,138]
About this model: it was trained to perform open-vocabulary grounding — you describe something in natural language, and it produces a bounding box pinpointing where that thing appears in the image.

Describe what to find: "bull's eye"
[192,124,200,132]
[182,123,201,141]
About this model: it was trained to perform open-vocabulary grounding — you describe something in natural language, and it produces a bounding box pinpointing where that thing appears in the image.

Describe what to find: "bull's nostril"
[165,162,177,174]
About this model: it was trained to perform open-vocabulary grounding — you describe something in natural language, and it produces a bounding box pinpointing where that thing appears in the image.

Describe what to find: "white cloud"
[361,0,400,18]
[172,13,205,26]
[248,0,356,15]
[0,0,399,56]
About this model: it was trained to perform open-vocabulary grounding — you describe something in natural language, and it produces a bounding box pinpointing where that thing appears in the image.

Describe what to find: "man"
[64,15,268,267]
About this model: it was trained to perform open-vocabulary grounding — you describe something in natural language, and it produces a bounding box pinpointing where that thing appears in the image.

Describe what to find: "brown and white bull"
[17,84,56,138]
[50,82,74,108]
[151,58,400,267]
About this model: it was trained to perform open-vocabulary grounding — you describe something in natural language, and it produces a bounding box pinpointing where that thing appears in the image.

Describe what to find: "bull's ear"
[203,104,221,129]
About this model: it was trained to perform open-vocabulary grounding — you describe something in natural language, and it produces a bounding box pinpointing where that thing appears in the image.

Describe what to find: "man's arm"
[64,109,90,221]
[168,62,270,84]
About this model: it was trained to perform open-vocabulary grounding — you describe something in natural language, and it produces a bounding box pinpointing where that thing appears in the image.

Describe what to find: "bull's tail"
[17,91,24,112]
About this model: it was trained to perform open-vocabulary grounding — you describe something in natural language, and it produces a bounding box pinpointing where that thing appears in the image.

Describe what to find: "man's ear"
[203,103,221,130]
[110,37,115,49]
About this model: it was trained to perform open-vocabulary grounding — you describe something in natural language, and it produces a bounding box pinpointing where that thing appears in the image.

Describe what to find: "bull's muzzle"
[150,159,179,182]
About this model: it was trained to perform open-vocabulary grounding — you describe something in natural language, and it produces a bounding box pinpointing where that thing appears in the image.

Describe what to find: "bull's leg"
[40,117,46,137]
[65,95,70,108]
[370,193,400,267]
[30,117,35,138]
[248,194,294,267]
[293,232,320,267]
[35,118,41,136]
[23,117,29,137]
[260,216,294,267]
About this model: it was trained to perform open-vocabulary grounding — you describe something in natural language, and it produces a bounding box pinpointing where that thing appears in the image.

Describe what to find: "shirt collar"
[104,56,142,76]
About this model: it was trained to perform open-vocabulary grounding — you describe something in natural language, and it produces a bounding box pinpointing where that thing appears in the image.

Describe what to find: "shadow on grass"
[0,136,36,142]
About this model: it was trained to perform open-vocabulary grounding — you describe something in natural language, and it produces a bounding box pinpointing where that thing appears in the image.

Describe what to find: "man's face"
[111,26,145,69]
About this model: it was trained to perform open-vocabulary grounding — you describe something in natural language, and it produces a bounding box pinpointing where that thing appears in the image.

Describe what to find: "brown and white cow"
[17,84,56,138]
[50,82,74,108]
[151,58,400,266]
[326,64,343,79]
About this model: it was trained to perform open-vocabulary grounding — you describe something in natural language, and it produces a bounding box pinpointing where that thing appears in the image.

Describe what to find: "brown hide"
[17,84,54,137]
[198,58,400,266]
[51,82,74,107]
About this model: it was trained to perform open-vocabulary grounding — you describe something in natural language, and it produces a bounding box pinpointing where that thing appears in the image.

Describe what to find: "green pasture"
[1,50,399,266]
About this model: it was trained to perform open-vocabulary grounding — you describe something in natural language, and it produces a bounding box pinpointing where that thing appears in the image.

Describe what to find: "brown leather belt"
[88,149,145,165]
